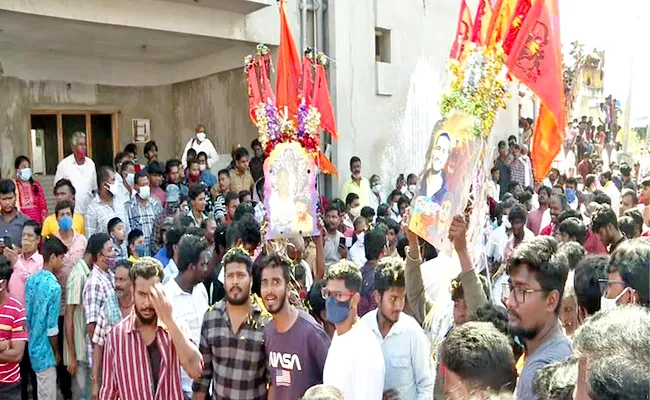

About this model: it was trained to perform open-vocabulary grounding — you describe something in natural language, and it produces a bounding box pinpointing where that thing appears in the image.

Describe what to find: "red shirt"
[539,223,554,236]
[100,311,185,400]
[577,160,590,179]
[584,230,608,255]
[15,180,48,224]
[0,297,28,384]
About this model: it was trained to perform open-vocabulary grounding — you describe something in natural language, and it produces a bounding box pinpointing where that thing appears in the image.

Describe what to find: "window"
[375,28,391,63]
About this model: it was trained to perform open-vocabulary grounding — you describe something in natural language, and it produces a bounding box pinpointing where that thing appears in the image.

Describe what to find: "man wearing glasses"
[502,236,572,400]
[322,260,385,400]
[600,238,650,310]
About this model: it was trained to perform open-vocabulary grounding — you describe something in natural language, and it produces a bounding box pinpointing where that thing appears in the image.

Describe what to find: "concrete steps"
[38,174,57,215]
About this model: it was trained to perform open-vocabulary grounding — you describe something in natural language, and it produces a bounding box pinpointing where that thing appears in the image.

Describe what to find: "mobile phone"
[339,237,346,247]
[1,236,11,249]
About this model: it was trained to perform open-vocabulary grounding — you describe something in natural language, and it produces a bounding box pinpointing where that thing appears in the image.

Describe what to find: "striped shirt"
[64,259,91,365]
[83,266,114,367]
[125,197,163,256]
[91,293,129,347]
[0,297,28,384]
[100,312,184,400]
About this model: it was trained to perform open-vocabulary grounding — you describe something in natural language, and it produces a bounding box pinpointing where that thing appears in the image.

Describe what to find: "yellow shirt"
[41,213,85,237]
[230,170,254,194]
[340,177,372,208]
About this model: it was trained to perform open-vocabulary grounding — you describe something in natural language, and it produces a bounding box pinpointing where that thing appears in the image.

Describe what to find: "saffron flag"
[471,0,493,45]
[506,0,565,181]
[312,64,338,139]
[450,0,473,60]
[486,0,517,45]
[246,64,262,124]
[502,0,533,54]
[300,55,313,105]
[258,54,276,103]
[276,0,301,118]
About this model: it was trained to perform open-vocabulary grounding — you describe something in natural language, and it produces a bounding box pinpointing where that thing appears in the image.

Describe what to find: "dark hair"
[507,181,521,194]
[608,239,650,306]
[451,273,490,302]
[507,236,569,315]
[98,166,115,186]
[397,196,410,209]
[222,247,253,275]
[42,236,68,263]
[508,135,517,143]
[187,149,197,159]
[0,256,12,282]
[565,177,577,188]
[187,157,200,169]
[23,220,42,237]
[127,229,144,255]
[308,280,327,320]
[620,163,631,176]
[508,204,527,224]
[55,200,75,218]
[389,189,402,203]
[135,170,149,186]
[0,179,16,196]
[440,321,517,393]
[165,159,182,174]
[129,257,164,283]
[188,184,205,201]
[124,143,138,155]
[384,218,400,236]
[532,357,578,400]
[234,147,250,161]
[143,140,157,154]
[623,208,644,229]
[251,139,262,149]
[114,152,126,170]
[574,255,608,316]
[238,190,252,203]
[218,168,230,178]
[621,188,638,206]
[165,229,183,259]
[619,216,639,239]
[229,213,261,248]
[106,218,123,235]
[374,258,405,296]
[177,235,208,273]
[120,160,135,174]
[559,217,587,245]
[331,198,346,214]
[115,259,132,273]
[591,205,618,232]
[259,254,293,284]
[396,237,409,259]
[601,170,612,181]
[88,233,111,261]
[557,241,586,270]
[498,140,506,149]
[234,203,255,221]
[14,156,38,195]
[377,204,390,218]
[53,178,76,197]
[349,156,361,168]
[197,151,208,161]
[345,193,359,207]
[225,191,239,207]
[585,174,597,189]
[591,190,611,206]
[325,260,362,293]
[364,228,387,261]
[537,186,552,197]
[360,206,375,221]
[557,210,582,224]
[325,202,339,216]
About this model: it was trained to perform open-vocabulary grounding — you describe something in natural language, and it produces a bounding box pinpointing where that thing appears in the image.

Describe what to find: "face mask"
[126,173,135,186]
[139,186,151,200]
[392,203,399,214]
[408,184,417,194]
[199,164,207,172]
[355,231,365,242]
[58,216,73,232]
[565,188,577,204]
[74,149,85,158]
[18,168,32,182]
[135,245,146,257]
[104,253,117,270]
[350,206,361,219]
[196,132,207,142]
[105,182,118,196]
[372,184,382,194]
[325,296,351,324]
[502,215,511,229]
[400,185,407,194]
[519,127,524,135]
[600,287,631,312]
[577,183,584,192]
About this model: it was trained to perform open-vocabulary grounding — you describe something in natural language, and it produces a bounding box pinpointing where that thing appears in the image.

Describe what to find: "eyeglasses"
[321,288,355,302]
[502,282,545,304]
[598,279,626,296]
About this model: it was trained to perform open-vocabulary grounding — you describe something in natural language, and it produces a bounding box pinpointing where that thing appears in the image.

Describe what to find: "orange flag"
[276,0,301,117]
[318,150,338,177]
[507,0,565,181]
[300,55,313,105]
[450,0,473,60]
[246,64,262,124]
[471,0,493,45]
[312,64,338,139]
[502,0,533,54]
[486,0,517,45]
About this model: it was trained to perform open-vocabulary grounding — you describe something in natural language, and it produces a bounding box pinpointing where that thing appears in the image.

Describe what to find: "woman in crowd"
[14,155,48,224]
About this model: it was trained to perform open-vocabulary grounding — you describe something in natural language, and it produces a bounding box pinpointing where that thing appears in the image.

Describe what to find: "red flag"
[312,64,338,139]
[471,0,493,44]
[246,63,262,124]
[486,0,517,45]
[276,0,301,118]
[258,54,275,103]
[507,0,565,181]
[502,0,533,54]
[300,55,314,105]
[450,0,473,60]
[318,150,338,177]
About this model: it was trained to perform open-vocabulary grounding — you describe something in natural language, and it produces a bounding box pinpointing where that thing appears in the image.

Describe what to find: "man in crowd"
[126,170,163,256]
[152,184,182,254]
[496,141,511,199]
[54,132,97,216]
[6,220,42,308]
[600,171,621,217]
[0,179,30,250]
[193,248,269,399]
[358,228,388,316]
[249,139,266,183]
[100,258,203,399]
[558,216,587,245]
[322,260,385,399]
[591,205,626,253]
[502,203,534,262]
[340,157,372,208]
[527,186,551,235]
[42,179,85,237]
[182,124,219,169]
[261,254,330,398]
[361,258,433,399]
[539,193,568,236]
[573,255,607,329]
[230,147,255,194]
[212,169,231,224]
[505,236,572,399]
[0,257,27,398]
[619,188,638,215]
[601,238,649,308]
[224,192,240,225]
[147,161,167,207]
[165,159,189,196]
[509,144,526,188]
[85,167,127,238]
[164,235,210,398]
[323,204,344,269]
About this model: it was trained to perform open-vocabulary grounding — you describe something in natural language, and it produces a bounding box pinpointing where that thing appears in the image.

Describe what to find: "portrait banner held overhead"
[264,142,318,240]
[409,111,482,254]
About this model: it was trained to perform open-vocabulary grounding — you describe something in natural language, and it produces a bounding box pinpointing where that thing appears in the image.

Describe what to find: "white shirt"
[323,323,385,400]
[163,278,209,395]
[54,155,97,216]
[162,259,179,284]
[361,310,434,400]
[348,234,366,269]
[181,137,219,169]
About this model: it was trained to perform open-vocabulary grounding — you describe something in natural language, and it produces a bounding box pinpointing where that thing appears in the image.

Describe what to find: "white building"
[0,0,517,198]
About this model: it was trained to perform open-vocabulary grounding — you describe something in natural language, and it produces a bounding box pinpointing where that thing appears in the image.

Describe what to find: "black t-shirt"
[147,340,162,393]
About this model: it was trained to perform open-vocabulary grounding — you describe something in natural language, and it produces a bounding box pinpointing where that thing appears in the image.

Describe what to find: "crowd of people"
[0,124,648,400]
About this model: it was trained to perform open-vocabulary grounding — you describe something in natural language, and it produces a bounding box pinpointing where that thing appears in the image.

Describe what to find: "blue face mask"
[135,244,146,257]
[58,216,73,232]
[325,296,351,324]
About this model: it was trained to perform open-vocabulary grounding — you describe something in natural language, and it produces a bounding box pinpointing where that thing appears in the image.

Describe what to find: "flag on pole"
[471,0,493,45]
[276,0,301,118]
[246,62,262,124]
[312,63,338,139]
[486,0,517,46]
[450,0,474,60]
[506,0,565,181]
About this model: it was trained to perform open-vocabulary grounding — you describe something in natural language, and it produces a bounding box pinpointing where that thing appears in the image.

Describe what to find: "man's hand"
[401,207,418,247]
[67,357,77,376]
[4,246,17,265]
[55,351,61,365]
[383,389,400,400]
[91,380,99,400]
[337,244,348,260]
[149,283,174,326]
[0,339,8,352]
[448,215,468,253]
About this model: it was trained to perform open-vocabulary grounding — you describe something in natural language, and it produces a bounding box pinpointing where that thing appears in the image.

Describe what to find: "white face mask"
[372,184,382,194]
[400,185,407,194]
[408,184,417,194]
[502,215,511,229]
[350,206,361,219]
[600,287,631,312]
[196,132,207,142]
[126,173,135,186]
[139,185,151,200]
[106,182,119,196]
[199,164,207,172]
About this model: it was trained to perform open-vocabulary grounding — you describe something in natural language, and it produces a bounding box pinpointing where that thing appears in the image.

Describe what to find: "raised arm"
[402,209,433,325]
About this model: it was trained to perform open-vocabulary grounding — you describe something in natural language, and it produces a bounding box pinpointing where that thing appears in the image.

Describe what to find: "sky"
[560,0,649,119]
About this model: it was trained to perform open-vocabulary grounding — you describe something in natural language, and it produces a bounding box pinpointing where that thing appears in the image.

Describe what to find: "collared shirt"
[64,259,91,365]
[358,261,377,317]
[56,232,88,315]
[150,186,167,208]
[187,210,208,229]
[249,157,264,183]
[193,299,270,399]
[54,155,97,216]
[162,259,179,284]
[92,293,130,347]
[100,311,185,400]
[502,228,536,264]
[362,310,434,400]
[164,279,209,395]
[126,197,163,256]
[212,194,226,220]
[152,207,176,254]
[85,195,126,238]
[340,177,372,208]
[42,213,85,237]
[0,211,29,251]
[8,252,44,307]
[182,137,219,169]
[0,296,28,384]
[230,170,254,194]
[324,231,343,270]
[25,269,61,373]
[83,266,115,367]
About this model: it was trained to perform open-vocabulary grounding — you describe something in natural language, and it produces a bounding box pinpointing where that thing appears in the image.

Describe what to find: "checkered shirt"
[510,159,527,187]
[83,266,115,367]
[192,299,270,399]
[125,197,163,256]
